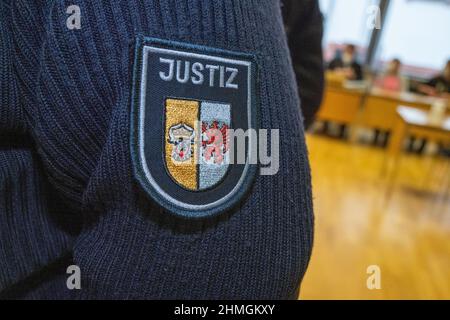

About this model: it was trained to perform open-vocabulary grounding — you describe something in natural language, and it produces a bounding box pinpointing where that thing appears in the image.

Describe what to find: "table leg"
[383,117,407,200]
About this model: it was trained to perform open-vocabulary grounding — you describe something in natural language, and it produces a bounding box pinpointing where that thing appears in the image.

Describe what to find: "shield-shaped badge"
[130,36,258,218]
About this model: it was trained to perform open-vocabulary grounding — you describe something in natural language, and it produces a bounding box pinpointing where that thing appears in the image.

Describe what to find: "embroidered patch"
[130,36,258,218]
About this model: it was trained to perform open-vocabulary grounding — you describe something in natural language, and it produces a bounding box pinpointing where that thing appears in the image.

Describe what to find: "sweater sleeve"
[9,0,314,299]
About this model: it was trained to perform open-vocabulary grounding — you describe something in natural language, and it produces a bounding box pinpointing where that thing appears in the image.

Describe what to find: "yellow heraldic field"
[165,98,199,190]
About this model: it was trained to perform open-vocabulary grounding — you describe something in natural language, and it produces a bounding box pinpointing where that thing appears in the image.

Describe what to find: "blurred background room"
[287,0,450,299]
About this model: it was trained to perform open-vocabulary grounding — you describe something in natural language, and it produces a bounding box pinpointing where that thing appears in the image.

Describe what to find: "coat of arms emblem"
[130,36,258,218]
[164,99,230,191]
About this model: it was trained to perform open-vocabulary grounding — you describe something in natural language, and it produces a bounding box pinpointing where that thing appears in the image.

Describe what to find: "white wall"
[320,0,450,71]
[377,0,450,70]
[320,0,379,48]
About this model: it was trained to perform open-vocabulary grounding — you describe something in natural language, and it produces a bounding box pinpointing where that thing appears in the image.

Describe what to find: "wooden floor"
[299,134,450,300]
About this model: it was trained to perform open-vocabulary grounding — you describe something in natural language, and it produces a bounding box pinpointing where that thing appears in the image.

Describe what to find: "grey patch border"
[138,45,253,211]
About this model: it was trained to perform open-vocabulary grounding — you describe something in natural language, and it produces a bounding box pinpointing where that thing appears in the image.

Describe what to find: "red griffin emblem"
[201,121,229,165]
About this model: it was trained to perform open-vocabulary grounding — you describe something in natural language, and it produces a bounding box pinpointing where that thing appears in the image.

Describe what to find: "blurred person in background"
[372,59,408,146]
[324,44,363,138]
[418,59,450,99]
[374,58,408,92]
[322,44,363,138]
[410,59,450,154]
[282,0,324,129]
[327,44,363,81]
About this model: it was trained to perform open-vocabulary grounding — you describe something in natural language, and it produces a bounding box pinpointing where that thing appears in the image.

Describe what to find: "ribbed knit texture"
[3,0,314,299]
[0,0,24,134]
[0,148,76,294]
[0,0,75,297]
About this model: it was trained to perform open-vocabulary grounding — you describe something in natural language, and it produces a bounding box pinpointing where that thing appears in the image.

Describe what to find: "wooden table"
[316,86,365,124]
[317,85,449,135]
[383,106,450,192]
[359,88,443,131]
[388,106,450,158]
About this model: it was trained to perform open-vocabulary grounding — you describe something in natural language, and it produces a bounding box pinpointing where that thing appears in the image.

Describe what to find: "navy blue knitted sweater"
[0,0,315,299]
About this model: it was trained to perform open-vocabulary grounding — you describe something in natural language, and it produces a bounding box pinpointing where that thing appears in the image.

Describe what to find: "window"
[320,0,380,63]
[374,0,450,78]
